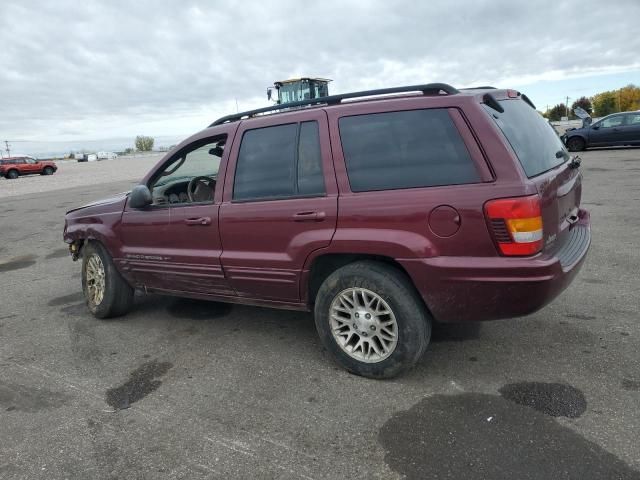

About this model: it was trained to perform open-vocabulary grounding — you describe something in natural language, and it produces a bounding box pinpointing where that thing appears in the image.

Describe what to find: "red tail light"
[485,195,543,256]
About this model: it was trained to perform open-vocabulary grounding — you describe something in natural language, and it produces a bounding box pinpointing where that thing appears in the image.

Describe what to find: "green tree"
[591,91,617,117]
[546,103,567,122]
[618,84,640,112]
[570,97,593,117]
[135,135,155,152]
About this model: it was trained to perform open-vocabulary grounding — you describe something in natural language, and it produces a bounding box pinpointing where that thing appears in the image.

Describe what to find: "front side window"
[150,136,226,205]
[600,116,624,128]
[339,109,480,192]
[233,122,325,201]
[25,158,36,164]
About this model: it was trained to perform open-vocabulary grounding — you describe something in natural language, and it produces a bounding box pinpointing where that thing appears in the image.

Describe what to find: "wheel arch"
[303,253,429,313]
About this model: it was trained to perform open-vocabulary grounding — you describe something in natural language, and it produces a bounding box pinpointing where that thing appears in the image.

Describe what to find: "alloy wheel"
[329,288,398,363]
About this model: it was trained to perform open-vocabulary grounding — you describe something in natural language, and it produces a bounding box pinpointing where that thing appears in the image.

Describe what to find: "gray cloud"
[1,0,638,139]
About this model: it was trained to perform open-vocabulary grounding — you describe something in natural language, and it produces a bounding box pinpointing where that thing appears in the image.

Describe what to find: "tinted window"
[484,99,567,178]
[234,124,297,200]
[297,121,325,196]
[234,122,325,201]
[339,109,480,192]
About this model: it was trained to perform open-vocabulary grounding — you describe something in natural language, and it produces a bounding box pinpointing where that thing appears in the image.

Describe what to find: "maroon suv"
[63,83,590,378]
[0,156,57,179]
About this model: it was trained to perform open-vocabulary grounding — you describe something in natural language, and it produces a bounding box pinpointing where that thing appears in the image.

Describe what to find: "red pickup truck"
[0,156,57,179]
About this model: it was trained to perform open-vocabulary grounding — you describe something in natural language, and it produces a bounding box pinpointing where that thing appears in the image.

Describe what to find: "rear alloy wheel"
[6,169,19,179]
[567,137,585,152]
[314,261,431,379]
[42,166,54,175]
[329,288,398,363]
[82,242,134,318]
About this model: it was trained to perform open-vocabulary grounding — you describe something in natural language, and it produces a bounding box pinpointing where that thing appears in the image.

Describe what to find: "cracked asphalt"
[0,148,639,479]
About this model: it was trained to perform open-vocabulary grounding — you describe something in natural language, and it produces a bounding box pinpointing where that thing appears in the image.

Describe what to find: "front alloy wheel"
[330,288,398,363]
[85,253,106,308]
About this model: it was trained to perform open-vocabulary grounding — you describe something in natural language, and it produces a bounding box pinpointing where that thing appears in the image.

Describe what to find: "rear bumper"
[400,211,591,323]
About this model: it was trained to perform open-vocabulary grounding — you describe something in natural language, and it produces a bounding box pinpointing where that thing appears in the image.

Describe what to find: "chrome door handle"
[292,211,326,222]
[185,216,211,226]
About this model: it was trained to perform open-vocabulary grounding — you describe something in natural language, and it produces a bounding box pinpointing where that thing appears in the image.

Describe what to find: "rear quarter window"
[484,99,567,178]
[338,109,480,192]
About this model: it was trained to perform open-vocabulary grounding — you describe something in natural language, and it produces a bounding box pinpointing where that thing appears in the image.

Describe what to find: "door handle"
[292,211,326,222]
[185,216,211,226]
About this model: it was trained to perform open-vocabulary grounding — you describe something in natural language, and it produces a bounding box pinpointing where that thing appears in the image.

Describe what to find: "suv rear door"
[219,110,338,302]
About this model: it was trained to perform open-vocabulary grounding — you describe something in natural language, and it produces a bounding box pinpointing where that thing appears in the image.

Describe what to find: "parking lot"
[1,148,639,479]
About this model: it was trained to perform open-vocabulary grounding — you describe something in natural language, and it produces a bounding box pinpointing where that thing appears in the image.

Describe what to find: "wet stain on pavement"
[586,167,612,172]
[45,248,70,259]
[498,382,587,418]
[0,254,37,272]
[48,292,84,306]
[379,393,640,480]
[0,380,69,412]
[167,298,233,320]
[105,360,173,410]
[622,379,640,391]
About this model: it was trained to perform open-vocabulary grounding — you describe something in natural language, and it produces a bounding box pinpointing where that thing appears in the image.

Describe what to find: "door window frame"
[222,110,337,204]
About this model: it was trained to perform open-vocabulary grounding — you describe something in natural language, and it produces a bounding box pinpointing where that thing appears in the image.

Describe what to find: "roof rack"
[210,83,459,127]
[460,86,496,90]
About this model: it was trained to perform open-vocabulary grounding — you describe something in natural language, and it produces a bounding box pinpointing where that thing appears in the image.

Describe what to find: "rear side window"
[484,99,567,178]
[233,121,325,201]
[339,109,480,192]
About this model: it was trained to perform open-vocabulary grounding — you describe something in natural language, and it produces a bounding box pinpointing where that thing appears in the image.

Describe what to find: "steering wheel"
[187,176,215,203]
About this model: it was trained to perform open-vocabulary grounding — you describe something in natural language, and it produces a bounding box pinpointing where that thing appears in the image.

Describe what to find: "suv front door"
[120,133,233,296]
[220,110,338,302]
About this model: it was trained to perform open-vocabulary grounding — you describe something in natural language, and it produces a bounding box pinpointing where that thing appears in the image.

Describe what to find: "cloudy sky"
[1,0,639,147]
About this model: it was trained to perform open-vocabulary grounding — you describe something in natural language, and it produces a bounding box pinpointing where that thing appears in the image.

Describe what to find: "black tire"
[42,166,54,175]
[314,261,431,379]
[567,136,585,152]
[82,241,134,319]
[6,169,19,179]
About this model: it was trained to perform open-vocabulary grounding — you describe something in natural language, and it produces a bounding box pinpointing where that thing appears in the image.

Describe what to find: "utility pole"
[4,140,10,158]
[565,96,570,119]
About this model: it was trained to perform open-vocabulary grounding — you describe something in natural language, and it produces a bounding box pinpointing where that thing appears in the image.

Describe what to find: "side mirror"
[592,125,600,130]
[129,184,152,209]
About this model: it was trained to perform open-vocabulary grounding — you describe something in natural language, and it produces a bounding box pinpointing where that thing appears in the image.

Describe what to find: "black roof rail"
[460,86,497,90]
[209,83,459,127]
[483,93,504,113]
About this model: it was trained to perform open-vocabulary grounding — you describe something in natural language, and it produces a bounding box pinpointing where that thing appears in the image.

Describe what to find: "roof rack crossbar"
[209,83,459,126]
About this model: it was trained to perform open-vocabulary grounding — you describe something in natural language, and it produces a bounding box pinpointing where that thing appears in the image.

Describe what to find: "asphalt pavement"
[0,148,639,479]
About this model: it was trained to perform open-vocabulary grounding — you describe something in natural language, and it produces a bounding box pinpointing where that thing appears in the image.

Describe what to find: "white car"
[97,151,118,160]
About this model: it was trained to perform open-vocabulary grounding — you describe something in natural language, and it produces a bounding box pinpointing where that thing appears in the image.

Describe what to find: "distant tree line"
[543,84,640,121]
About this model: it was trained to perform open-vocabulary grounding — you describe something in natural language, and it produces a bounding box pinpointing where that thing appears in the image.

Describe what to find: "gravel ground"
[0,147,639,479]
[0,154,163,199]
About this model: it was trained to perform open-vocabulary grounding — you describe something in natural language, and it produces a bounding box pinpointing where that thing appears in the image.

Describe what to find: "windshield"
[484,99,567,178]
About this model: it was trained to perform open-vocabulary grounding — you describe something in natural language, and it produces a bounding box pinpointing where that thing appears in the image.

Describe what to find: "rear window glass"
[339,109,480,192]
[233,124,297,200]
[484,99,567,178]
